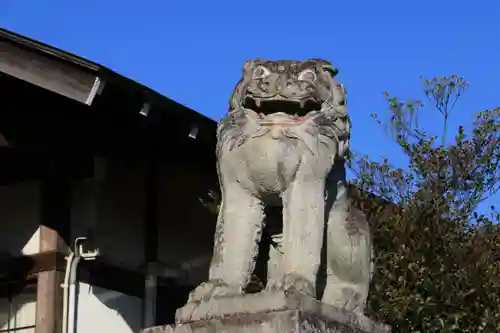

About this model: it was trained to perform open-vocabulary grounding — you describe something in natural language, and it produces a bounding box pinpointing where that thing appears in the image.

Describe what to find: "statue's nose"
[281,79,305,97]
[275,76,284,91]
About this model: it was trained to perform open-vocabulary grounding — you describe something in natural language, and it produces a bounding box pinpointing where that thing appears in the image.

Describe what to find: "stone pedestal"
[142,291,391,333]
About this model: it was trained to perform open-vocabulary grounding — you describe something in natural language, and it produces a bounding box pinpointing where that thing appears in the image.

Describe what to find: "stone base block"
[143,290,390,333]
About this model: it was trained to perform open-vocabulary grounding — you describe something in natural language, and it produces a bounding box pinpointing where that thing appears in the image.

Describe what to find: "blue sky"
[1,0,498,211]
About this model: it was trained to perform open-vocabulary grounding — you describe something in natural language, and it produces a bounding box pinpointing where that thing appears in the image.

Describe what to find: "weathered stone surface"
[146,59,390,333]
[187,59,372,315]
[142,291,390,333]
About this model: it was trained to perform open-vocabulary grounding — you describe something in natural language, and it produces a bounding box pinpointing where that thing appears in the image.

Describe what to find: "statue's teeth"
[300,100,306,109]
[255,98,262,107]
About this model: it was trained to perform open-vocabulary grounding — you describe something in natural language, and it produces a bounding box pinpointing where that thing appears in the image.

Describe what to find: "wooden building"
[0,28,221,333]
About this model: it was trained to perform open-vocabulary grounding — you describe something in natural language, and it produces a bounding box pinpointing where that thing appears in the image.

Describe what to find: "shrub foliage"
[349,76,500,332]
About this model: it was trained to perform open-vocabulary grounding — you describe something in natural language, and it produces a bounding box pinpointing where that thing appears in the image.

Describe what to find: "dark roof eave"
[0,28,100,72]
[0,27,218,129]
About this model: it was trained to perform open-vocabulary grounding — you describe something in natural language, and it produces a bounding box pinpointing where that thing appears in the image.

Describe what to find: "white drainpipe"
[62,237,99,333]
[61,251,75,333]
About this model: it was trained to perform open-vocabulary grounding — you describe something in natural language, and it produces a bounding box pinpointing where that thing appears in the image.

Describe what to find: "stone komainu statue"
[187,59,372,315]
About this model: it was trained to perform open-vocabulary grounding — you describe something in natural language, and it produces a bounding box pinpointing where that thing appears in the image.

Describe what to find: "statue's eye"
[252,66,270,79]
[298,69,316,82]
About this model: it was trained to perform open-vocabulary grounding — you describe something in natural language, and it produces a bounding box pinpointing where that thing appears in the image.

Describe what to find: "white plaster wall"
[76,282,141,333]
[0,181,41,257]
[71,158,146,270]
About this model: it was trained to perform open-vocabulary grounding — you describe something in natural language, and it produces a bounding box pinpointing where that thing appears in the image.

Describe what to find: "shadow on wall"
[77,282,141,333]
[0,181,42,257]
[156,278,193,325]
[72,154,222,329]
[0,180,42,333]
[70,158,147,272]
[0,281,37,333]
[157,161,219,285]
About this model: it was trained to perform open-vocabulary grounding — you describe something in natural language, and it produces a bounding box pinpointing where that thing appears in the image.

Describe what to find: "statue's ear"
[322,64,339,78]
[242,58,264,74]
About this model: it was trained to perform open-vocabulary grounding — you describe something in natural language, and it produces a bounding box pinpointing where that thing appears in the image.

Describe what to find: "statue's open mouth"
[243,96,322,121]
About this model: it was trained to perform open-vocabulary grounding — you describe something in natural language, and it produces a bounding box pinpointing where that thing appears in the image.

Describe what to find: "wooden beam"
[0,251,146,298]
[0,251,66,280]
[79,259,145,298]
[36,270,64,333]
[0,39,103,105]
[35,157,71,333]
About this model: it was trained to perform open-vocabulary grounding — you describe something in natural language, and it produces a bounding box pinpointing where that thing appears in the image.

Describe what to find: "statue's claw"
[187,280,241,303]
[266,273,315,298]
[265,279,283,292]
[282,273,316,297]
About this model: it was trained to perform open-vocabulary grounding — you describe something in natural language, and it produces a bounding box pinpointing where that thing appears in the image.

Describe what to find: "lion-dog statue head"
[217,58,350,162]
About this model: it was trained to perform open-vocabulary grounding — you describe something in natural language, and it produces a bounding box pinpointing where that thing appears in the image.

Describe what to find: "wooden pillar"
[36,157,71,333]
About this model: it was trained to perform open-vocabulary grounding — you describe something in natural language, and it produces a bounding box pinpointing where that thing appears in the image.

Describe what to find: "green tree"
[349,76,500,332]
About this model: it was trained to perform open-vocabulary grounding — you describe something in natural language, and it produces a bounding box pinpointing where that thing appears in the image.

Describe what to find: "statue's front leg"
[189,182,265,302]
[280,179,325,297]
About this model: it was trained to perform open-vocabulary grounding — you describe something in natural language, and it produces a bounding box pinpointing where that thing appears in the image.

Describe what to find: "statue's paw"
[265,279,283,292]
[282,273,315,297]
[322,285,365,313]
[186,281,214,302]
[352,306,368,318]
[342,289,365,314]
[245,274,265,293]
[187,280,240,303]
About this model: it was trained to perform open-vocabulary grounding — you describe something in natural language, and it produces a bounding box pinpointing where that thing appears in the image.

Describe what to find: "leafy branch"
[350,75,500,332]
